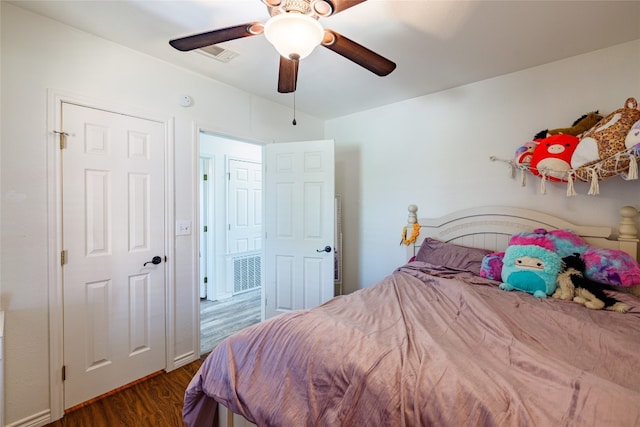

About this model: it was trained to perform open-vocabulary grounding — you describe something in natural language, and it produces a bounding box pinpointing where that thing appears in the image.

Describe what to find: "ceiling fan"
[169,0,396,93]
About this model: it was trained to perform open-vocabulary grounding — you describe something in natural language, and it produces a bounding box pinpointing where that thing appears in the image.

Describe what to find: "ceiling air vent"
[198,45,239,63]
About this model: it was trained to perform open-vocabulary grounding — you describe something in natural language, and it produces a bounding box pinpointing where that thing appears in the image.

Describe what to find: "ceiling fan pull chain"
[292,90,297,126]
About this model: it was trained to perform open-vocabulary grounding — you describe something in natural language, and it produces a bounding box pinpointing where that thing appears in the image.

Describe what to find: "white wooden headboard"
[406,205,640,261]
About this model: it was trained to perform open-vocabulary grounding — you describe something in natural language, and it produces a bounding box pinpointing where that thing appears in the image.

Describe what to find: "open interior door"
[263,140,335,319]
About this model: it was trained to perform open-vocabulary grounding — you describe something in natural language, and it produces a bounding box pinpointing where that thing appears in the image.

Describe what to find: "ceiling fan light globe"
[264,13,324,60]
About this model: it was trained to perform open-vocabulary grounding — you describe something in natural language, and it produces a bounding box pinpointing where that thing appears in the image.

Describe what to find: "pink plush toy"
[514,141,539,166]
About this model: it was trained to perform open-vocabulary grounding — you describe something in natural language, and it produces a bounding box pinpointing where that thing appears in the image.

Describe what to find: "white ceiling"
[8,0,640,119]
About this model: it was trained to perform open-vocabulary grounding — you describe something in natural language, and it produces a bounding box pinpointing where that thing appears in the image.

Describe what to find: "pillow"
[509,228,589,257]
[480,252,505,281]
[581,247,640,287]
[414,237,492,275]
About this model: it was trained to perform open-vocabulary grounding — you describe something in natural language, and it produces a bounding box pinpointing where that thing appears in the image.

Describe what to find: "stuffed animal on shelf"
[572,97,640,181]
[534,111,603,140]
[554,253,630,313]
[625,118,640,153]
[499,244,562,298]
[529,134,580,182]
[514,141,539,166]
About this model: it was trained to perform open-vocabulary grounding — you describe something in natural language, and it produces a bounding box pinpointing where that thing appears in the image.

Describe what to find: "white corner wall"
[0,3,323,425]
[327,39,640,294]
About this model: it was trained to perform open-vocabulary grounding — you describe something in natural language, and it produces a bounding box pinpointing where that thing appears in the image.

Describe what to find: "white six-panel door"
[61,102,166,409]
[227,159,262,254]
[264,140,335,319]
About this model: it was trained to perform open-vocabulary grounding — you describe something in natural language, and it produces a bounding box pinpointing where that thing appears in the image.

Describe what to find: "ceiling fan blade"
[169,22,262,51]
[322,30,396,76]
[325,0,367,15]
[278,56,299,93]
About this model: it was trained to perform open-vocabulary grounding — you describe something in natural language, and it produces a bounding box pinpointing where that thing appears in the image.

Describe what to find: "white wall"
[327,39,640,294]
[0,3,323,425]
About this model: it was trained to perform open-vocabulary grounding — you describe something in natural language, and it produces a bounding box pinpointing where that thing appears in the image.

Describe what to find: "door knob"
[143,256,162,266]
[316,246,332,253]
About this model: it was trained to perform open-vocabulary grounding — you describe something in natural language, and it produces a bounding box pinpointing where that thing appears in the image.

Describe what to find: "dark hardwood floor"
[46,358,203,426]
[47,290,261,426]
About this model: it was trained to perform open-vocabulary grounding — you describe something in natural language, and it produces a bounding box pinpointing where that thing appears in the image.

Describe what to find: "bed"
[183,205,640,427]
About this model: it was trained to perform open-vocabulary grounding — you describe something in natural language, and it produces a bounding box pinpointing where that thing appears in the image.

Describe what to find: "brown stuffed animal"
[549,111,603,136]
[534,111,603,140]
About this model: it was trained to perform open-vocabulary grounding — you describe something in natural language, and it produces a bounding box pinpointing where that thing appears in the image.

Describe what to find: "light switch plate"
[176,220,192,236]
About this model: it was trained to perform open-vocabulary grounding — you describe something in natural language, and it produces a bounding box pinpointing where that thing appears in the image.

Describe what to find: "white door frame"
[199,155,216,300]
[46,90,175,421]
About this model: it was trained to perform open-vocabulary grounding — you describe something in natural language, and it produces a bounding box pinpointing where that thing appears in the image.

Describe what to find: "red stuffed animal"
[529,134,580,182]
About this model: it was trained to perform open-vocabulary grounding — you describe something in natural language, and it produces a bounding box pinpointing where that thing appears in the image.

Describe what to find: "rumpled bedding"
[183,262,640,427]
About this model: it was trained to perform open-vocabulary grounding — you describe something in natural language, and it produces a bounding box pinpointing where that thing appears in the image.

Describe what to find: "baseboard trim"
[173,351,198,370]
[6,409,51,427]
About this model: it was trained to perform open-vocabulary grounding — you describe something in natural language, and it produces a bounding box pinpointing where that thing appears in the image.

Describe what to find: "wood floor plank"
[200,289,261,354]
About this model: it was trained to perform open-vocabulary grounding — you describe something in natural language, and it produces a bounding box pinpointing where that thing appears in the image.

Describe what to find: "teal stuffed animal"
[499,244,561,298]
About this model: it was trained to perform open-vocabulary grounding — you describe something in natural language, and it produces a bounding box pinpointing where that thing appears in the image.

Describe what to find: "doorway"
[199,132,263,354]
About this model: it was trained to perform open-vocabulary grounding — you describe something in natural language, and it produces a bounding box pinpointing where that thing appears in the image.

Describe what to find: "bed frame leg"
[218,403,257,427]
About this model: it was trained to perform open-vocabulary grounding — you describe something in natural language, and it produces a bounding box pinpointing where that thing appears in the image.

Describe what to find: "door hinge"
[204,277,208,284]
[53,130,69,149]
[61,250,68,266]
[204,225,208,232]
[62,365,66,381]
[227,172,231,180]
[203,174,207,181]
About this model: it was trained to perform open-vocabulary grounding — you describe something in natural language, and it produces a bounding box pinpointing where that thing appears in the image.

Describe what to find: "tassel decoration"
[566,172,576,197]
[588,168,600,195]
[520,168,527,187]
[627,154,638,180]
[540,171,547,194]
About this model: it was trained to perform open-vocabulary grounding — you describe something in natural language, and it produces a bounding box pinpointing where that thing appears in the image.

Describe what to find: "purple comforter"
[184,262,640,426]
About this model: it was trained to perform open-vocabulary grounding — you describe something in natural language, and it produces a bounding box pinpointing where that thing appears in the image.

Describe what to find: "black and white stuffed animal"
[554,253,630,313]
